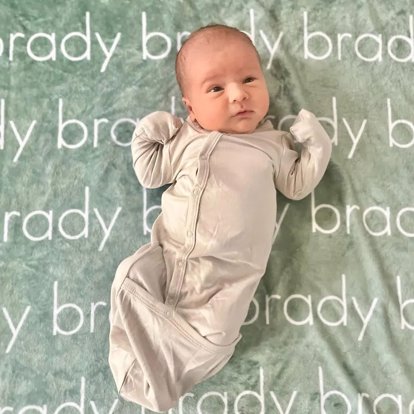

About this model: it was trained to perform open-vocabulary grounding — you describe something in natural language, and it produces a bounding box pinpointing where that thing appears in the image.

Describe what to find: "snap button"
[193,186,200,195]
[165,297,174,306]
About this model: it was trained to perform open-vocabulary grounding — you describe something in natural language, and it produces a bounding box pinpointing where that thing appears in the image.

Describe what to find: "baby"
[109,24,332,412]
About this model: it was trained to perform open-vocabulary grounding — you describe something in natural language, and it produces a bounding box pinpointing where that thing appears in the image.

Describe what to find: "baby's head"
[176,24,269,134]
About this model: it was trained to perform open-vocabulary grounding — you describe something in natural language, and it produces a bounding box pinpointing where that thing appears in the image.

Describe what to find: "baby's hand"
[289,109,329,145]
[138,111,183,144]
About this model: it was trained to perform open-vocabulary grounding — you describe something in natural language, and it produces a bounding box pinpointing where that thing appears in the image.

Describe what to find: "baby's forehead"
[176,26,259,93]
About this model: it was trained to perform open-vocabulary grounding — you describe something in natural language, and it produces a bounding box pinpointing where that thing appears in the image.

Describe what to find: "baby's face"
[181,35,269,134]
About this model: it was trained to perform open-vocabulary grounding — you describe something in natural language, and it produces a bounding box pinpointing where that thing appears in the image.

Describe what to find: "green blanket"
[1,1,413,412]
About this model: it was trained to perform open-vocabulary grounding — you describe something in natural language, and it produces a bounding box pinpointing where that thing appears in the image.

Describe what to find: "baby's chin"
[219,123,260,135]
[193,116,262,134]
[200,121,260,135]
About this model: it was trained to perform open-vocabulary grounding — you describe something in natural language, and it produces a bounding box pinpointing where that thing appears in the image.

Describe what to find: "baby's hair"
[175,24,261,95]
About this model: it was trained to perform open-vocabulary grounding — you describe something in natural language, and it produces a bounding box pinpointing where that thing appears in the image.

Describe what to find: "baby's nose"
[228,84,248,102]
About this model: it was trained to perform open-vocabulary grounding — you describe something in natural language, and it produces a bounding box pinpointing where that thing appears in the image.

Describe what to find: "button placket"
[164,132,222,310]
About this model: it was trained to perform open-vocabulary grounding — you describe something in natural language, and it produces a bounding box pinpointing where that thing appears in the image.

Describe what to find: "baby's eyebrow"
[200,74,221,87]
[203,71,220,83]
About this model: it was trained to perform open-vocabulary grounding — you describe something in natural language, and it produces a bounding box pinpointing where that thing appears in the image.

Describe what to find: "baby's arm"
[131,111,183,188]
[274,109,332,200]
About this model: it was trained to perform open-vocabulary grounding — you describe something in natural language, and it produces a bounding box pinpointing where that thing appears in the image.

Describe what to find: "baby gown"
[108,109,332,412]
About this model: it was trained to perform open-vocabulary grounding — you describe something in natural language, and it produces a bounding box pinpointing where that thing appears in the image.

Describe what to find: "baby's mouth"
[234,109,254,117]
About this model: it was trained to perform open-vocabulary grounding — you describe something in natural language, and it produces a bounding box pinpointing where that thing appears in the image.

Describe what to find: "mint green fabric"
[0,1,412,413]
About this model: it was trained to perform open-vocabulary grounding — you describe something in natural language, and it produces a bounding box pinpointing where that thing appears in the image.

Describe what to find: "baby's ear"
[182,97,196,121]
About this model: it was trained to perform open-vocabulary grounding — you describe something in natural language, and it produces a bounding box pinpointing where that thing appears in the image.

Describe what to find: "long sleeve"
[131,111,183,188]
[274,109,332,200]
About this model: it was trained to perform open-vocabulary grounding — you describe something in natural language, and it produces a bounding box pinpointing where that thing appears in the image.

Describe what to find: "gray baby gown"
[108,109,332,412]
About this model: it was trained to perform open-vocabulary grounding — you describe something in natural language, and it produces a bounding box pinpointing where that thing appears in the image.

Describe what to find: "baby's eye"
[243,77,256,83]
[208,86,223,93]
